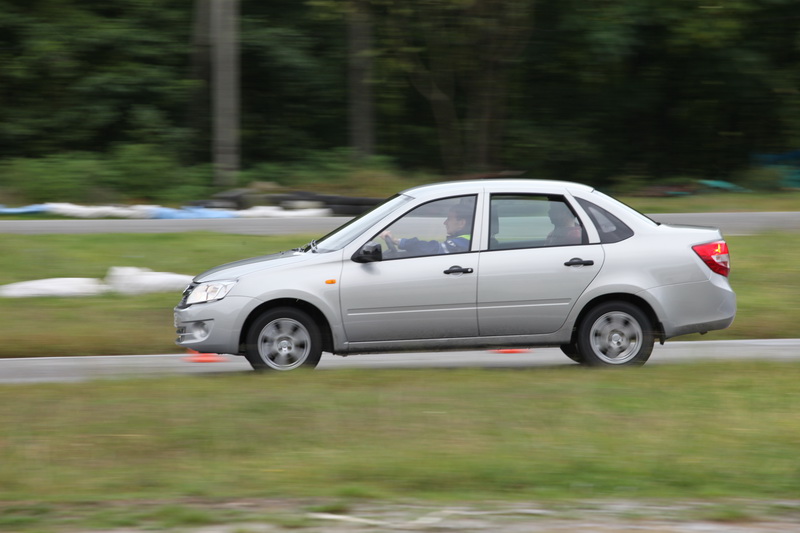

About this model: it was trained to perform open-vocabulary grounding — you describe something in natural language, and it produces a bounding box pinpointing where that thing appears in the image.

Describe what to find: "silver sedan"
[174,179,736,370]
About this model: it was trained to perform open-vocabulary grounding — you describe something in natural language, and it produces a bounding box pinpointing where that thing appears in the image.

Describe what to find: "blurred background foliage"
[1,0,800,203]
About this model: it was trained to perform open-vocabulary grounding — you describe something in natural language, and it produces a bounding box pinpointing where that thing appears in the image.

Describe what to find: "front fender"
[233,253,347,351]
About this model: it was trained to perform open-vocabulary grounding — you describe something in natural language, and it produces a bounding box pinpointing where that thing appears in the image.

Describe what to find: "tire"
[559,343,583,363]
[575,301,654,367]
[244,308,322,371]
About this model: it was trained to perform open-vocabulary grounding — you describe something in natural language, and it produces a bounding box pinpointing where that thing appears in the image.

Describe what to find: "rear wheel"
[576,301,654,367]
[245,308,322,371]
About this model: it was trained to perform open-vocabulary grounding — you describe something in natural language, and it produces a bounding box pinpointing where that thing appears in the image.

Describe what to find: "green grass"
[0,232,313,284]
[721,231,800,340]
[1,223,799,530]
[0,230,798,357]
[0,233,313,357]
[0,362,798,526]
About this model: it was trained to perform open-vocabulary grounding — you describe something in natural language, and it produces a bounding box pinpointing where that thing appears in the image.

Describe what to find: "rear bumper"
[645,277,736,339]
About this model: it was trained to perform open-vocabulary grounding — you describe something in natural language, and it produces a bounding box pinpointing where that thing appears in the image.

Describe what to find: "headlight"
[185,280,237,305]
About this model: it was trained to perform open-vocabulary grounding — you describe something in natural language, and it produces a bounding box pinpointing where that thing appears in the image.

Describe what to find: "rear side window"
[489,194,586,250]
[576,198,634,243]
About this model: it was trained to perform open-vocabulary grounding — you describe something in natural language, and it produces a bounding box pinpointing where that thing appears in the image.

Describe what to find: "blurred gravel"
[85,499,800,532]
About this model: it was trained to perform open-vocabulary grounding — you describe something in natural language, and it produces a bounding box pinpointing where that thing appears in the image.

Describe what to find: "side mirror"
[352,242,383,263]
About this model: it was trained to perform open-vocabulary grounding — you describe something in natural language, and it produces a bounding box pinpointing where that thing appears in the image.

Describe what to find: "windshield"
[311,194,414,252]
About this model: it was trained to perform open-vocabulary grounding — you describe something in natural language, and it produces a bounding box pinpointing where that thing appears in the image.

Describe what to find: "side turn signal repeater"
[325,279,337,285]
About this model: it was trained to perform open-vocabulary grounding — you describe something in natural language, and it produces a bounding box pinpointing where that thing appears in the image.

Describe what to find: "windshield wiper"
[293,240,318,253]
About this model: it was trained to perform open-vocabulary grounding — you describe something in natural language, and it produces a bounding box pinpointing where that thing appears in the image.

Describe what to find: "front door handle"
[444,265,474,275]
[564,257,594,267]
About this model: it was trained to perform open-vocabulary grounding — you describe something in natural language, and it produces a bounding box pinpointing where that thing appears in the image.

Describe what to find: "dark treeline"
[1,0,799,202]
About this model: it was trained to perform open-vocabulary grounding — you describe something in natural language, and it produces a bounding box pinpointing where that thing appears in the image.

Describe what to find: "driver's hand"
[380,230,395,244]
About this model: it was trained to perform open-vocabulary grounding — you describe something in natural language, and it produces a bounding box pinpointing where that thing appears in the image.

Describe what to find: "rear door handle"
[564,258,594,267]
[444,265,474,275]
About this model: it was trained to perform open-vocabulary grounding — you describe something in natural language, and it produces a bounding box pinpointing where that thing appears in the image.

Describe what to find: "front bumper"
[173,295,257,354]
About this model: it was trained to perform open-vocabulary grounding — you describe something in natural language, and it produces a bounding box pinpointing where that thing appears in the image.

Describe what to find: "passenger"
[546,202,583,245]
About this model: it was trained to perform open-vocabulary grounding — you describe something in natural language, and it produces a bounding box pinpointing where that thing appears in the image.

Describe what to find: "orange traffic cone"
[184,349,228,363]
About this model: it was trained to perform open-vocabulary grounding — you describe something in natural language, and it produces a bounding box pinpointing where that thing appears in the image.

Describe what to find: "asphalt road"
[1,339,797,384]
[1,211,800,236]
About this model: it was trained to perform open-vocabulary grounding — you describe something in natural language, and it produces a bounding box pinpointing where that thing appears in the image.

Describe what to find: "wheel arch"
[238,298,335,354]
[570,293,665,345]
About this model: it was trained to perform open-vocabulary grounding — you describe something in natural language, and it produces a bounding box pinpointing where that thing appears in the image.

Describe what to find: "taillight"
[692,241,730,277]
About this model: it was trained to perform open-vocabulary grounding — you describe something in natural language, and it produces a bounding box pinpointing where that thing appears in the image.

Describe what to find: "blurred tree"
[514,0,800,183]
[347,0,376,159]
[210,0,240,187]
[305,0,377,161]
[1,0,800,199]
[0,0,194,160]
[379,0,534,174]
[189,0,212,164]
[239,1,347,165]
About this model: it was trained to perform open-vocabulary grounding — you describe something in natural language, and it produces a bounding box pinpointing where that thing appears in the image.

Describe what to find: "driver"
[381,204,472,255]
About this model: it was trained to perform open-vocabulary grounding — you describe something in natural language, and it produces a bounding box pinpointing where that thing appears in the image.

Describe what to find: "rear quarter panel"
[568,225,734,337]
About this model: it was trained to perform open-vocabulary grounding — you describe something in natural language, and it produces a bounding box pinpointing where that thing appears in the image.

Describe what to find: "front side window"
[376,195,476,258]
[489,195,585,250]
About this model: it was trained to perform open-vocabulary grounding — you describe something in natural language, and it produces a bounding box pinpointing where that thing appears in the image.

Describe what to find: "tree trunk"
[466,61,507,171]
[347,0,375,159]
[211,0,240,187]
[408,60,464,174]
[190,0,211,164]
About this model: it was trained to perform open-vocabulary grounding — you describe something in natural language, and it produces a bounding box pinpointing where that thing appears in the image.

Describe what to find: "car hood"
[194,250,312,282]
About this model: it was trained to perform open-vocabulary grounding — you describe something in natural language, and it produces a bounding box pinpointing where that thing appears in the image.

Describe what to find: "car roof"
[399,179,596,199]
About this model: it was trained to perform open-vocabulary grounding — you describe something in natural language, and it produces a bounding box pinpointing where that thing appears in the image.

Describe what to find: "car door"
[478,194,605,336]
[339,195,479,342]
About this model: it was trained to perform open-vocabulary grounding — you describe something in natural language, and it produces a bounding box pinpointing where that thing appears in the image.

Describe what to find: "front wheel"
[245,308,322,371]
[559,343,583,363]
[576,301,654,367]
